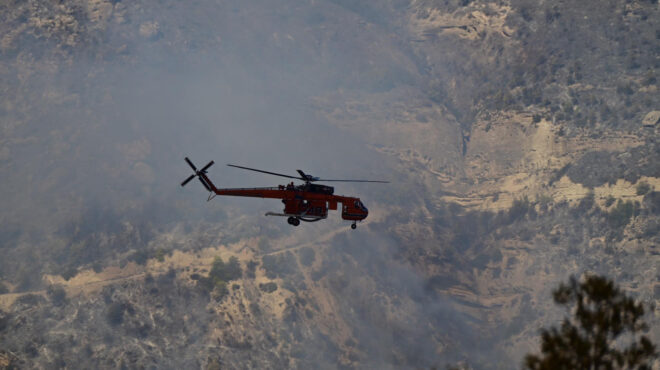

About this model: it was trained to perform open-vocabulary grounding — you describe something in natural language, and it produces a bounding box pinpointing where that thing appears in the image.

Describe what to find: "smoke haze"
[1,0,658,368]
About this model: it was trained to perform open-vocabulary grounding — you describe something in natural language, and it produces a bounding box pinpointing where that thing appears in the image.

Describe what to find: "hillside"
[0,0,658,368]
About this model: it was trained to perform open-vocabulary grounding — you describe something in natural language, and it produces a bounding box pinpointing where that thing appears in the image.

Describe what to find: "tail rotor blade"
[198,177,212,192]
[181,174,196,187]
[201,160,215,172]
[185,157,197,171]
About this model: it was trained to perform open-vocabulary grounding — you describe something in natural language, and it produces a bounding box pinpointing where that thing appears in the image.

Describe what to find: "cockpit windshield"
[354,200,368,212]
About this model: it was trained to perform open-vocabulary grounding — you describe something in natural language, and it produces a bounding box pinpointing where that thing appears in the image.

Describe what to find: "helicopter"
[180,157,388,229]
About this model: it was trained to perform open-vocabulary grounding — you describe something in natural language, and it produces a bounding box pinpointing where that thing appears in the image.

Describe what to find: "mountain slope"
[0,0,658,368]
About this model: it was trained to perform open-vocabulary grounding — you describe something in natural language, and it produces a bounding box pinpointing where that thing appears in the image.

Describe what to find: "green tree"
[525,275,658,369]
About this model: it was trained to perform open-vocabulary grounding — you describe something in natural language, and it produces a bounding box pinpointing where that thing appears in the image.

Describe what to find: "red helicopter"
[181,157,388,229]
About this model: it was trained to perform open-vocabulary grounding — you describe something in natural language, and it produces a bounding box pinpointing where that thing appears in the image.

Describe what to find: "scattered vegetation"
[12,294,45,310]
[198,256,242,301]
[636,181,651,196]
[0,311,8,332]
[567,145,660,189]
[525,275,658,369]
[643,192,660,214]
[211,256,242,282]
[262,252,298,279]
[46,284,67,306]
[0,0,658,368]
[259,282,278,293]
[604,195,616,208]
[128,249,149,265]
[211,280,228,301]
[106,302,126,326]
[508,196,535,222]
[298,247,316,267]
[60,265,79,281]
[573,191,595,215]
[246,260,258,279]
[155,248,167,262]
[536,194,554,212]
[607,199,639,228]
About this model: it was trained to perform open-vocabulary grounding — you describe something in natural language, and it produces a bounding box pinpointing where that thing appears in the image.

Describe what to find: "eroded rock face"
[1,0,659,368]
[643,111,660,127]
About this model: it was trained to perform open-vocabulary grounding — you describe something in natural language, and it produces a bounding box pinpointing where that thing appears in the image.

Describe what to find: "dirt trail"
[0,215,378,311]
[0,240,251,311]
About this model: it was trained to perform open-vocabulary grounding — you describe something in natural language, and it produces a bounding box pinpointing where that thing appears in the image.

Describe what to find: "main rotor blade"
[185,157,197,171]
[316,179,390,183]
[227,164,302,180]
[201,160,215,172]
[181,174,196,187]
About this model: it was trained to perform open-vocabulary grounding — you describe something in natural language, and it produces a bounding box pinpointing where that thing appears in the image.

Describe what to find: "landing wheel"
[351,223,357,230]
[288,217,300,226]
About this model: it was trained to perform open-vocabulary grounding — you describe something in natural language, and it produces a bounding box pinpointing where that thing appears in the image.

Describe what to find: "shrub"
[259,282,278,293]
[262,252,298,279]
[575,191,595,214]
[154,248,166,262]
[246,260,258,279]
[643,191,660,214]
[47,285,67,306]
[106,302,125,326]
[199,256,242,299]
[636,181,651,196]
[607,199,638,228]
[604,195,616,207]
[128,250,148,265]
[0,310,9,332]
[643,70,656,86]
[537,194,553,212]
[616,83,634,96]
[209,256,242,282]
[211,280,228,301]
[60,265,78,281]
[299,247,316,267]
[508,196,533,222]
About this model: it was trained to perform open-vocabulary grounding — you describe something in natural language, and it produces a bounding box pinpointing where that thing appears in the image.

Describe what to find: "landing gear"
[287,217,300,226]
[351,223,357,230]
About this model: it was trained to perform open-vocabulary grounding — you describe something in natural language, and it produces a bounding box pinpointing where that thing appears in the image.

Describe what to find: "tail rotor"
[181,157,215,192]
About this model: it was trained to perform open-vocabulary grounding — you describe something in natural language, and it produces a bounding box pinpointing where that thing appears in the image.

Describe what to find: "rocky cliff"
[0,0,658,368]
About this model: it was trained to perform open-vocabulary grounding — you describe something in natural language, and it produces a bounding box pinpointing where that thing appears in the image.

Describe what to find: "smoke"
[0,0,588,368]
